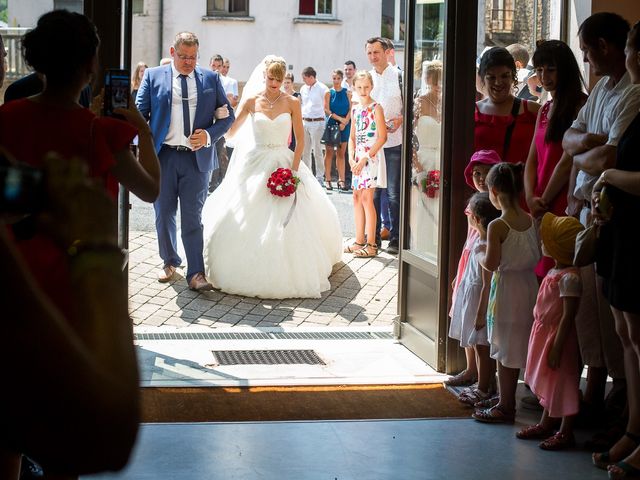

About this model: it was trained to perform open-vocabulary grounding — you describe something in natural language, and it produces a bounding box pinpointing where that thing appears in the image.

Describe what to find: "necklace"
[264,91,282,109]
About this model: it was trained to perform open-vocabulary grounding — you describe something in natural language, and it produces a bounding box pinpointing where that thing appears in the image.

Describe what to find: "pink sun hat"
[464,149,502,188]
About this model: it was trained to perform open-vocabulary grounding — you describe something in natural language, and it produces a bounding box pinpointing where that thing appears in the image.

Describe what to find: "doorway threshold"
[135,325,446,388]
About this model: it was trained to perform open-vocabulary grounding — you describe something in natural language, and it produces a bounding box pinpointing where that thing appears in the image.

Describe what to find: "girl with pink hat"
[446,149,501,402]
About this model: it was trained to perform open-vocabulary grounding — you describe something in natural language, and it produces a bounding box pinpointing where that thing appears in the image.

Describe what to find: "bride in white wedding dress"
[202,56,343,298]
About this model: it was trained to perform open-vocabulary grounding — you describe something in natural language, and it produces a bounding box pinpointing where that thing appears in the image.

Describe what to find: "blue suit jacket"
[135,64,234,172]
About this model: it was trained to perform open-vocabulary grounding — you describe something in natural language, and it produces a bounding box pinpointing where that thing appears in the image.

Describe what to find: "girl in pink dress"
[518,213,584,450]
[523,40,587,279]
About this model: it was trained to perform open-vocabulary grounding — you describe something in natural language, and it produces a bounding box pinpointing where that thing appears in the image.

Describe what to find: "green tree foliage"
[0,0,7,24]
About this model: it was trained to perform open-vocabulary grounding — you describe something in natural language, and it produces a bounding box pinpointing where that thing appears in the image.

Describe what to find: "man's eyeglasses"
[176,54,198,62]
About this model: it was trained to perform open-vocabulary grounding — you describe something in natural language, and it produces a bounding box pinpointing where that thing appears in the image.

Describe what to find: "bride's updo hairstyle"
[264,56,286,82]
[353,70,373,87]
[22,10,99,87]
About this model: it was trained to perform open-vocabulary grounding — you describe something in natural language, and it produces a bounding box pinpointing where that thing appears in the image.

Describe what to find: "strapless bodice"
[252,112,291,148]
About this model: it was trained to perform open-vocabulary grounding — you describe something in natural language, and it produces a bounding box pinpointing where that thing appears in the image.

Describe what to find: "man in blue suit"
[137,31,234,291]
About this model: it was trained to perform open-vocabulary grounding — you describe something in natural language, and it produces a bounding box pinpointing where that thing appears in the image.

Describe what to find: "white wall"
[568,0,591,86]
[7,0,53,27]
[132,0,162,67]
[134,0,381,86]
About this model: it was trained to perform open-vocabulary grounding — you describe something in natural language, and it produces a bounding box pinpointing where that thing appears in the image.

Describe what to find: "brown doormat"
[141,384,469,423]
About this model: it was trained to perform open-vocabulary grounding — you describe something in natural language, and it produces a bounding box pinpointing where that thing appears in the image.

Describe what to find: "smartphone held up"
[103,69,130,118]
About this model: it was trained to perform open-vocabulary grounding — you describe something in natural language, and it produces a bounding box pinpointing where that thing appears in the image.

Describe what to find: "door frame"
[396,0,479,373]
[84,0,133,266]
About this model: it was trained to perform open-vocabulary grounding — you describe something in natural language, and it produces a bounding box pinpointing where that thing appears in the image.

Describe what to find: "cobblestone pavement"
[128,231,399,329]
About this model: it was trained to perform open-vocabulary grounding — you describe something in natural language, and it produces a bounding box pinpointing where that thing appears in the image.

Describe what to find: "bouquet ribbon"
[282,191,298,228]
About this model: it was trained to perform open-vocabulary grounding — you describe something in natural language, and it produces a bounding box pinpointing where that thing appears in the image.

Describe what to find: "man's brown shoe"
[380,227,390,241]
[189,272,214,292]
[158,265,177,283]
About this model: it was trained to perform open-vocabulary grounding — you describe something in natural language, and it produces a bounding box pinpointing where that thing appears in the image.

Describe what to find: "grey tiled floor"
[84,418,606,480]
[128,231,399,330]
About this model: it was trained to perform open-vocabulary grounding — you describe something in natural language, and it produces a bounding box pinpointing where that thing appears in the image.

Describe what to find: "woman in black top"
[592,21,640,479]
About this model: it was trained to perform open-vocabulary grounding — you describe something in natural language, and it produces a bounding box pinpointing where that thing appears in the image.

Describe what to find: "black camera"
[103,69,130,118]
[0,163,45,215]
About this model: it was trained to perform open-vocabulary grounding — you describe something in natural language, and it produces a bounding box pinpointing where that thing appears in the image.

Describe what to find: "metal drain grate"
[272,331,372,340]
[211,349,326,365]
[135,331,393,341]
[135,332,271,341]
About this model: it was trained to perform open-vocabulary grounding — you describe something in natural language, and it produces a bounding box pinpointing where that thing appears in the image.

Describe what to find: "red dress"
[534,101,569,277]
[474,99,537,165]
[0,99,136,319]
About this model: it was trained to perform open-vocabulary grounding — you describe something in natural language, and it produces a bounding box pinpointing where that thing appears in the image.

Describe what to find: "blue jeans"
[380,190,391,230]
[374,145,401,245]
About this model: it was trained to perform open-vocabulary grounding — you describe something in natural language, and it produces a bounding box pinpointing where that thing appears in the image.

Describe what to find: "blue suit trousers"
[154,146,209,281]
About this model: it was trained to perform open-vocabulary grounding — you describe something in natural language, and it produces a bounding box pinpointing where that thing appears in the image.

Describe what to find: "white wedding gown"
[202,111,343,299]
[409,115,441,258]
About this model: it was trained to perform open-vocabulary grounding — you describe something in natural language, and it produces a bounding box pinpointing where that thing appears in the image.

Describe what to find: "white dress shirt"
[571,72,640,201]
[300,80,329,119]
[370,64,403,148]
[220,75,238,98]
[165,62,211,149]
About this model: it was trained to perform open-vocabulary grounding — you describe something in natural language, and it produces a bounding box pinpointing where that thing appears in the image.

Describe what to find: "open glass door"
[397,0,479,372]
[395,0,447,369]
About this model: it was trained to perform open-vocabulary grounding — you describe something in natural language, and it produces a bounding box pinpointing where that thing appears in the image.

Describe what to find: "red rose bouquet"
[267,168,300,197]
[417,169,440,198]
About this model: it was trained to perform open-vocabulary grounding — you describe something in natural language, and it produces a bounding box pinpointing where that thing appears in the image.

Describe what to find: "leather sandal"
[608,460,640,479]
[344,241,365,254]
[594,432,640,470]
[517,423,555,440]
[354,243,378,258]
[444,370,477,387]
[459,388,492,407]
[325,180,333,191]
[472,404,515,424]
[474,393,500,409]
[539,432,576,451]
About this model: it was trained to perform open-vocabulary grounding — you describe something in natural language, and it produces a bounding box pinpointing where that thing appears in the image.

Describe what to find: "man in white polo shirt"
[367,36,404,254]
[219,58,239,109]
[300,66,329,184]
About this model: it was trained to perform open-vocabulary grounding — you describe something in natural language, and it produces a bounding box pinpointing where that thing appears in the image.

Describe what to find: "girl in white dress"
[473,162,540,424]
[449,191,500,407]
[201,58,342,299]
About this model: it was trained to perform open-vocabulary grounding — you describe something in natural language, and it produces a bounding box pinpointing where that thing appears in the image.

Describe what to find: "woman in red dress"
[0,10,160,320]
[474,47,540,165]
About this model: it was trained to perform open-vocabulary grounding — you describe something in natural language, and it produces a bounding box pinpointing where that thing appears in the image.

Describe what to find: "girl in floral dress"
[345,71,387,258]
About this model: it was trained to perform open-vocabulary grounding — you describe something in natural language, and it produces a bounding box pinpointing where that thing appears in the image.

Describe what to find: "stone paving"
[128,231,399,330]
